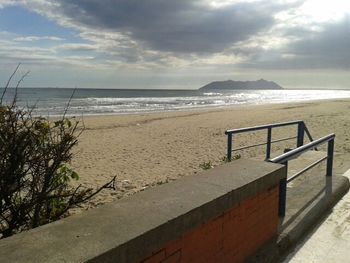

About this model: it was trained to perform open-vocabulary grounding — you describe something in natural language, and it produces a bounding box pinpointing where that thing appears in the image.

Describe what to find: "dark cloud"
[291,17,350,68]
[53,0,281,53]
[246,15,350,69]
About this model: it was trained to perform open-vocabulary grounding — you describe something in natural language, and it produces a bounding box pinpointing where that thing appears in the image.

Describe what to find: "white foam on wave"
[24,89,350,116]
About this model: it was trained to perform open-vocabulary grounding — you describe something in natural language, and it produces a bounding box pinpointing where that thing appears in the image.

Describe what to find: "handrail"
[269,133,335,217]
[225,120,303,135]
[224,120,334,218]
[225,120,314,142]
[269,133,335,164]
[225,120,310,161]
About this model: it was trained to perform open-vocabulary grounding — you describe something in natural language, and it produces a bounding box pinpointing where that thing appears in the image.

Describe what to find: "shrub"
[0,65,115,238]
[222,154,241,163]
[199,161,213,170]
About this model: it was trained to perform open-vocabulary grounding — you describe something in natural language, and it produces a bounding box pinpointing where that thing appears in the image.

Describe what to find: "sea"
[1,88,350,117]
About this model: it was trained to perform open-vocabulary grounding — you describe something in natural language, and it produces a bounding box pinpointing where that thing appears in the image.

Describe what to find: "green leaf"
[64,119,72,128]
[70,171,79,180]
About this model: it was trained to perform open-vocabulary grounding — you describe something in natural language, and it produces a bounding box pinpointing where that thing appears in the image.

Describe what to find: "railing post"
[326,138,334,177]
[227,133,232,161]
[266,127,272,160]
[279,161,288,217]
[297,122,305,147]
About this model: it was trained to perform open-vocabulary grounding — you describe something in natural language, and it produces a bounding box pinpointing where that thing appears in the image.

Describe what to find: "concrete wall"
[0,159,286,263]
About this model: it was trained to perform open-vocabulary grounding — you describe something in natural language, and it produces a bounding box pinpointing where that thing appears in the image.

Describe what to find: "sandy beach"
[70,99,350,210]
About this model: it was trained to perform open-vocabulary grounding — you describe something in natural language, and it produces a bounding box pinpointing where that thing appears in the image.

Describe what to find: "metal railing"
[225,120,315,161]
[225,120,335,218]
[269,133,335,217]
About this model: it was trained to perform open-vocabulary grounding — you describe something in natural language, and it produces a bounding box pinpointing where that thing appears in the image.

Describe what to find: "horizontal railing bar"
[270,133,335,164]
[231,136,298,152]
[225,120,303,135]
[271,136,297,144]
[232,142,267,152]
[287,156,328,183]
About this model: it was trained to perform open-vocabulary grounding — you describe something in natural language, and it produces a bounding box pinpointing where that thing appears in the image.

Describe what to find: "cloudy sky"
[0,0,349,89]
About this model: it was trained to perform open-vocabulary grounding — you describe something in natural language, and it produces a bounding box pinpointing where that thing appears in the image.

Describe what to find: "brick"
[141,249,166,263]
[165,239,182,257]
[227,255,240,263]
[223,237,239,253]
[223,222,238,239]
[204,215,224,234]
[244,206,259,217]
[204,251,224,263]
[161,251,181,263]
[223,248,243,263]
[141,187,280,263]
[224,210,239,227]
[182,231,223,261]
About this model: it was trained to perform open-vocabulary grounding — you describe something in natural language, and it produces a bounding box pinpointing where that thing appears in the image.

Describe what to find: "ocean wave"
[9,88,350,116]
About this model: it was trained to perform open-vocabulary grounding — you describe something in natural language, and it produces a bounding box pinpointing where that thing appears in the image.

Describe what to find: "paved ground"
[283,150,328,224]
[249,151,350,262]
[283,169,350,262]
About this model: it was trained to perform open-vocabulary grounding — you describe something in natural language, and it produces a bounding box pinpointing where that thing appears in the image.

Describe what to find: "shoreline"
[70,98,350,212]
[79,97,349,119]
[64,96,350,119]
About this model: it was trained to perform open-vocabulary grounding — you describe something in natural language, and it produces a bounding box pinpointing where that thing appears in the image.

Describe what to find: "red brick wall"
[140,185,279,263]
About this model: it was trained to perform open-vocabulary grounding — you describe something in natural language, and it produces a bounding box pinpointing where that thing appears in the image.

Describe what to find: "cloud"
[0,0,13,9]
[287,16,350,68]
[58,43,96,51]
[51,0,283,54]
[0,39,97,69]
[1,1,303,63]
[14,36,64,42]
[242,14,350,69]
[6,0,292,56]
[2,0,350,74]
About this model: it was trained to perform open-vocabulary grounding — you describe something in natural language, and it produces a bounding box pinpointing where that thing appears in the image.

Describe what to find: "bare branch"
[80,176,116,203]
[11,70,30,107]
[62,88,77,119]
[0,71,115,239]
[1,63,21,104]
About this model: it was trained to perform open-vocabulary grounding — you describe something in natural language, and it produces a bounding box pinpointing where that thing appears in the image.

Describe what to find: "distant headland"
[199,79,283,90]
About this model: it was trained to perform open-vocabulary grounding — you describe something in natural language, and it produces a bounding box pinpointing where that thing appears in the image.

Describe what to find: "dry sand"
[70,99,350,210]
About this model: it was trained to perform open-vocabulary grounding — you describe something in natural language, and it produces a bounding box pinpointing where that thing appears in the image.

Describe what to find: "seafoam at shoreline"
[4,88,350,117]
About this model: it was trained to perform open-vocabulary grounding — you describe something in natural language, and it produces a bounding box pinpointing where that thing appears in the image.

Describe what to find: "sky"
[0,0,349,89]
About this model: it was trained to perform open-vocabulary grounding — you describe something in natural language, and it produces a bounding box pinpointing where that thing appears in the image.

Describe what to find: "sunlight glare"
[301,0,350,22]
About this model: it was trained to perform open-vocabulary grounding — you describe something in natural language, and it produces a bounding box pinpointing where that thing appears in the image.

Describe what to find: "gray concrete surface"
[0,159,285,263]
[276,150,349,253]
[283,169,350,262]
[1,148,348,263]
[281,151,347,231]
[248,150,350,262]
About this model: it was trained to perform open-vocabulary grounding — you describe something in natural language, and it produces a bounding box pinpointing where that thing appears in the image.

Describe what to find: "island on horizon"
[199,79,283,90]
